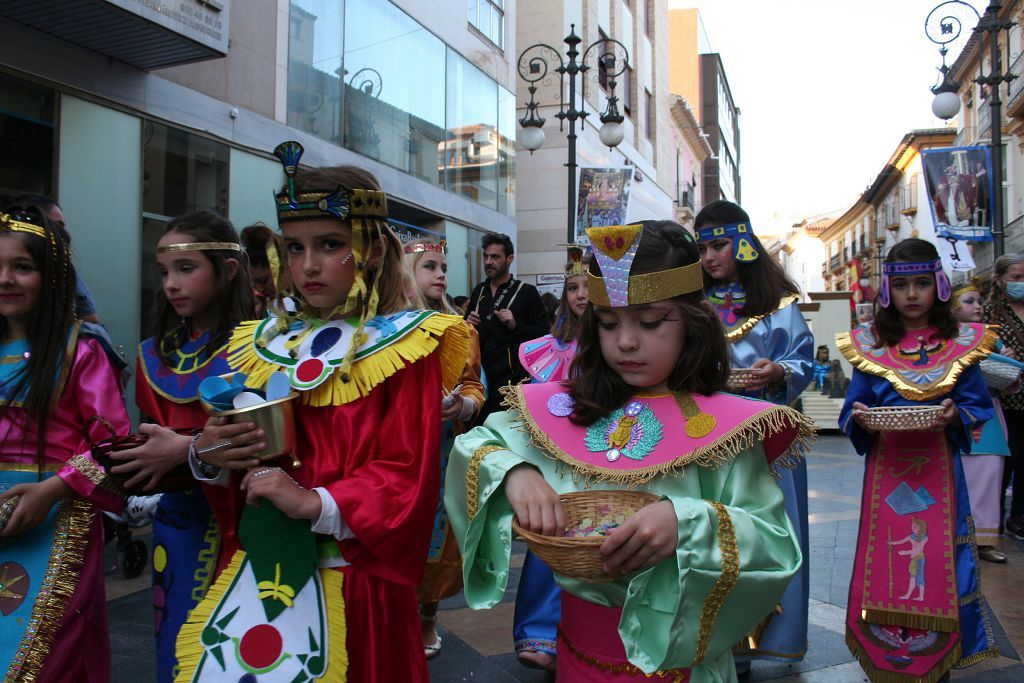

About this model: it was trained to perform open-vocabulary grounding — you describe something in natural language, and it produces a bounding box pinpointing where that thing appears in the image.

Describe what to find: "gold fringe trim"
[835,324,999,401]
[724,294,800,343]
[861,608,959,634]
[466,445,505,522]
[845,627,962,683]
[732,604,784,656]
[6,498,94,683]
[557,627,691,682]
[954,646,999,668]
[321,568,347,682]
[501,385,816,488]
[693,501,740,665]
[228,314,469,407]
[174,549,246,682]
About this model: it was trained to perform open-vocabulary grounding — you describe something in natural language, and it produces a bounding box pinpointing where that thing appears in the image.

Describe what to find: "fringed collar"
[138,330,232,404]
[501,382,814,487]
[837,322,997,401]
[707,287,800,343]
[518,335,578,383]
[228,310,469,407]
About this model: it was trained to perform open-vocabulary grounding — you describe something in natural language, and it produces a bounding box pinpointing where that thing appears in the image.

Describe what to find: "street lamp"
[518,24,630,243]
[925,1,1016,258]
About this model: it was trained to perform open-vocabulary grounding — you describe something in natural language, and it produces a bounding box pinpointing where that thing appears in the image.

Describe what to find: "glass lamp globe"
[599,121,625,149]
[520,125,545,152]
[931,91,961,120]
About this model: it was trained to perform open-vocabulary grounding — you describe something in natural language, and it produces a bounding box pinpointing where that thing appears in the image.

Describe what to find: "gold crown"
[0,211,47,239]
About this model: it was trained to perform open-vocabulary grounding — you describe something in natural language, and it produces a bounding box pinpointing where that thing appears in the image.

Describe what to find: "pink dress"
[1,335,130,682]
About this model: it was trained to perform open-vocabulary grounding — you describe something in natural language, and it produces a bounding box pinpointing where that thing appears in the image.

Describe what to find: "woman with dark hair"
[694,200,814,669]
[447,220,810,681]
[240,222,287,318]
[838,238,998,680]
[108,210,255,682]
[0,206,131,679]
[984,253,1024,540]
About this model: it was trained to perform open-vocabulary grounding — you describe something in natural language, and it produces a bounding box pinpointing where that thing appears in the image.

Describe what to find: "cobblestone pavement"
[106,435,1024,681]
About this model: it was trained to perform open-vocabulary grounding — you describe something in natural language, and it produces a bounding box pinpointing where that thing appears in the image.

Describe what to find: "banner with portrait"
[574,166,633,243]
[922,146,993,241]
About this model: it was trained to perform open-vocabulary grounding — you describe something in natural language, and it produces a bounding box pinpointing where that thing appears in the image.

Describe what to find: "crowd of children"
[0,146,1020,683]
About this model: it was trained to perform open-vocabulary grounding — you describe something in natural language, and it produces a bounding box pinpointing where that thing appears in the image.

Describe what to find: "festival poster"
[574,166,633,244]
[922,146,993,242]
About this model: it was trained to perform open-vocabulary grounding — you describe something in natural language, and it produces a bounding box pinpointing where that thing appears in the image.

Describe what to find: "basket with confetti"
[512,490,660,583]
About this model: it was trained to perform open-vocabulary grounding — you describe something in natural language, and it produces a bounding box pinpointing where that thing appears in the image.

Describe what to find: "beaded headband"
[156,242,242,254]
[0,211,47,239]
[879,259,952,308]
[403,240,446,255]
[695,221,760,262]
[273,141,388,222]
[586,225,705,308]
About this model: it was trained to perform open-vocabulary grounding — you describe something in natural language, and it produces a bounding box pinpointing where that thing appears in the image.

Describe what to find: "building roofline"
[670,95,713,159]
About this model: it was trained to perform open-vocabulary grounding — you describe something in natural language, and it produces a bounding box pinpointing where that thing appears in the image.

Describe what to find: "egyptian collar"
[707,285,800,343]
[519,335,578,383]
[229,309,469,407]
[837,322,997,401]
[502,382,812,486]
[139,330,233,404]
[0,325,79,407]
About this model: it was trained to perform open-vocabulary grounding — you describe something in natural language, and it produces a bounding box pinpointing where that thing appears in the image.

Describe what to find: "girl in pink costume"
[0,205,130,681]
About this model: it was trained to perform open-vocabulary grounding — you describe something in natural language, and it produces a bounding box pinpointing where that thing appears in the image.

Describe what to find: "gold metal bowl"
[203,386,299,467]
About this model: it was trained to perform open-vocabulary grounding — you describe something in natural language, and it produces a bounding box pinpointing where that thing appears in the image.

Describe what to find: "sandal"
[421,613,442,660]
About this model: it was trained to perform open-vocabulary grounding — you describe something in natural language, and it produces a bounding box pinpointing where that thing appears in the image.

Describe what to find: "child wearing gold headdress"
[174,143,470,683]
[447,220,811,681]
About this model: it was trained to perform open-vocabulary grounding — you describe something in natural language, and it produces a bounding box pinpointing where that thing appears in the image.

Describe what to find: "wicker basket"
[512,490,660,583]
[858,406,944,432]
[727,368,759,391]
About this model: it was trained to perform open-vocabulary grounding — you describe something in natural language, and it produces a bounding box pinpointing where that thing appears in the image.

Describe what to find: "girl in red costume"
[175,143,469,683]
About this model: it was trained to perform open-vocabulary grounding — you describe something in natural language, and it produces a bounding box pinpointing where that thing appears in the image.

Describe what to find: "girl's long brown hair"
[552,273,588,343]
[694,200,801,315]
[0,204,76,472]
[568,220,730,425]
[151,211,255,363]
[872,238,958,347]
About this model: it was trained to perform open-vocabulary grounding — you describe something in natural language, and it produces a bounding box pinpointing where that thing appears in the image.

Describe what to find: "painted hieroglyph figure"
[889,519,928,601]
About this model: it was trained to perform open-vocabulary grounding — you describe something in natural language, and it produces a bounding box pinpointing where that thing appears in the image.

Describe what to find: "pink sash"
[846,430,962,682]
[557,594,691,683]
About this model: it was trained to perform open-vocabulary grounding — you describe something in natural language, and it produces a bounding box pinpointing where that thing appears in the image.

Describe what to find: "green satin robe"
[444,410,802,681]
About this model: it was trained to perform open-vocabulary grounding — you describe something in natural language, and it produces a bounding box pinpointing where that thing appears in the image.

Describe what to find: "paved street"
[106,435,1024,682]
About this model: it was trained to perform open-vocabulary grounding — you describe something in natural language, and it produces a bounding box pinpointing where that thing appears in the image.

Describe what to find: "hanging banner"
[574,166,633,244]
[936,235,977,272]
[921,146,993,241]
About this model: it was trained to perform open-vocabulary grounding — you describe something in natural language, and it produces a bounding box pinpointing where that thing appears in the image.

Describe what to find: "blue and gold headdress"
[586,225,704,307]
[695,222,760,262]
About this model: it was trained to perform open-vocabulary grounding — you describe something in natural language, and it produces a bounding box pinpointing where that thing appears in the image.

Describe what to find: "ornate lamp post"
[518,24,630,243]
[925,1,1016,258]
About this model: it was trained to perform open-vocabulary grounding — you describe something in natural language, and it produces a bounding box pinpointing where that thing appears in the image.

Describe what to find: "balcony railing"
[829,254,841,271]
[979,99,992,136]
[1007,51,1024,110]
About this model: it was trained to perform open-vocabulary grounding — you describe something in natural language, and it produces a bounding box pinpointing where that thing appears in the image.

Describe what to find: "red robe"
[204,354,442,682]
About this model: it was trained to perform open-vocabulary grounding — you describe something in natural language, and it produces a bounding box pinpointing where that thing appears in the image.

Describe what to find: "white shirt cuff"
[310,487,356,541]
[457,395,477,423]
[188,450,230,486]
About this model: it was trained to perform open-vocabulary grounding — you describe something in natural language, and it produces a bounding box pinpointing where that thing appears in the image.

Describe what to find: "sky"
[667,0,985,235]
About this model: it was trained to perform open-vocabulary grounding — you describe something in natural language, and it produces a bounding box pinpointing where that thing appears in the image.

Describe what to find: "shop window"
[0,73,56,201]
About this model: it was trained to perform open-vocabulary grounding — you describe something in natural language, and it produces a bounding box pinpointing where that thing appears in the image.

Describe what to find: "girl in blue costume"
[512,244,589,671]
[839,238,997,682]
[109,212,255,682]
[695,200,814,669]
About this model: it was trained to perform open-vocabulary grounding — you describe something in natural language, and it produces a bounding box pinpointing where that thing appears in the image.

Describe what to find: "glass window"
[645,89,654,139]
[0,73,56,200]
[497,85,516,217]
[444,49,498,210]
[343,0,446,184]
[468,0,504,49]
[287,0,345,144]
[140,121,229,336]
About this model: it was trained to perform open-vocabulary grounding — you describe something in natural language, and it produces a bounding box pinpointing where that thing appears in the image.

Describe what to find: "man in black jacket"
[466,232,550,421]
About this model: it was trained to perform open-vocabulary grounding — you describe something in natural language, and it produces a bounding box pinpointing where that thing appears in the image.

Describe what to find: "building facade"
[779,216,834,298]
[0,0,517,412]
[514,0,683,280]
